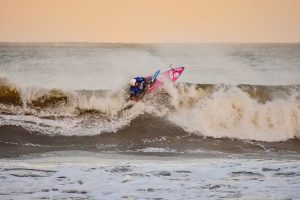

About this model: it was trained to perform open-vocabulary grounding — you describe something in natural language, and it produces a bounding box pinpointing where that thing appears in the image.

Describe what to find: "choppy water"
[0,43,300,199]
[1,152,300,200]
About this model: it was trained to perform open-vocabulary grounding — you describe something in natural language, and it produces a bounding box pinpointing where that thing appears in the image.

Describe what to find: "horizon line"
[1,41,300,44]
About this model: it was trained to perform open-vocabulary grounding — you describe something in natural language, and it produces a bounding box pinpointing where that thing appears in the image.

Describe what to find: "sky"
[0,0,300,43]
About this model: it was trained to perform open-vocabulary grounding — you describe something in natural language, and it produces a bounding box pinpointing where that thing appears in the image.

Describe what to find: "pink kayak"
[147,66,185,93]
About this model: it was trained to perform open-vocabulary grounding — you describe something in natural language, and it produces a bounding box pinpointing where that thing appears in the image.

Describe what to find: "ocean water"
[0,43,300,199]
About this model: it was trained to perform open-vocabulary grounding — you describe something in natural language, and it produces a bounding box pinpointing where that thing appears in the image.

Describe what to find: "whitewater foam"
[168,86,300,141]
[1,78,299,141]
[1,152,299,199]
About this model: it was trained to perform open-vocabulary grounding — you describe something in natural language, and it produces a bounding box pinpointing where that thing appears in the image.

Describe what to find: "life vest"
[130,77,145,96]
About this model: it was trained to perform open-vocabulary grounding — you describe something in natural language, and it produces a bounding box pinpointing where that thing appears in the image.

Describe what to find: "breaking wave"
[0,77,299,142]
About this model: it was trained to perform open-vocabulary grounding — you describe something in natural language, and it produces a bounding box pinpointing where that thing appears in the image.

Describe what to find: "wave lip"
[0,78,22,106]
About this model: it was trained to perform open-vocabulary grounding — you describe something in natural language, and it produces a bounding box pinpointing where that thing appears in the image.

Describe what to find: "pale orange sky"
[0,0,300,43]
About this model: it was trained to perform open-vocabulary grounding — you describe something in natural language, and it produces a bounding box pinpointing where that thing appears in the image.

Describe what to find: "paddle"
[151,69,161,83]
[140,69,160,100]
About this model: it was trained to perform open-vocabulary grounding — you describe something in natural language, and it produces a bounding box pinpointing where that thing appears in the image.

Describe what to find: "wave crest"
[0,78,22,106]
[0,78,299,142]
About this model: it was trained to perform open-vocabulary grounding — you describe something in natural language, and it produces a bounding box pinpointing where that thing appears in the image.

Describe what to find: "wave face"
[0,43,300,156]
[0,78,299,143]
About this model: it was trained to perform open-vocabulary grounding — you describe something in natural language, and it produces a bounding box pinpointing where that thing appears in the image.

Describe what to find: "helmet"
[130,78,137,86]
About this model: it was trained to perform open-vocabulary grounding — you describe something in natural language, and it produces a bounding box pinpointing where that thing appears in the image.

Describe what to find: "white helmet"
[130,79,137,86]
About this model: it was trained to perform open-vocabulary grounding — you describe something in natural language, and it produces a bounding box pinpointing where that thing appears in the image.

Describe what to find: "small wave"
[27,89,69,108]
[1,122,299,158]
